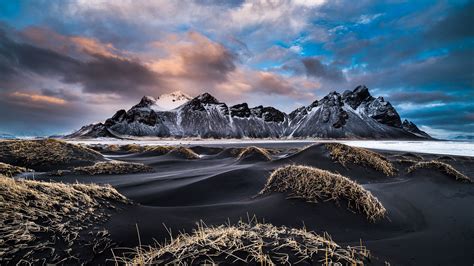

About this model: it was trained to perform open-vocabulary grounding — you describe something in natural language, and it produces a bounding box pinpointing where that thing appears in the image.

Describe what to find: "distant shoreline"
[63,138,474,157]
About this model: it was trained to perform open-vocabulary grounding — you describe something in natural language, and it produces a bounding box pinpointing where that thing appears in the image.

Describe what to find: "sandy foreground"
[2,139,473,264]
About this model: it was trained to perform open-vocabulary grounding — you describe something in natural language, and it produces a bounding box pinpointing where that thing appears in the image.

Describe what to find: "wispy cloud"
[357,13,383,24]
[9,92,67,105]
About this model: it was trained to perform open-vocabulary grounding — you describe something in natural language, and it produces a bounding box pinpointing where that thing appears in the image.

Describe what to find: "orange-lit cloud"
[17,27,318,102]
[145,31,318,101]
[10,92,67,105]
[21,27,122,60]
[69,36,118,58]
[149,31,235,82]
[216,69,319,101]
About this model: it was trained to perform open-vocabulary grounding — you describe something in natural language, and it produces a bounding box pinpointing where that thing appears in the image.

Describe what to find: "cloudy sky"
[0,0,472,138]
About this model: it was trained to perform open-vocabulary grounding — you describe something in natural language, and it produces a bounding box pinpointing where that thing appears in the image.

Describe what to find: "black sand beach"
[2,140,473,265]
[24,142,474,265]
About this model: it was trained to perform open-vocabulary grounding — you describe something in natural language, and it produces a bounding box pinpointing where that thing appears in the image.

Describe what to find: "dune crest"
[259,165,386,222]
[325,143,396,176]
[408,160,471,182]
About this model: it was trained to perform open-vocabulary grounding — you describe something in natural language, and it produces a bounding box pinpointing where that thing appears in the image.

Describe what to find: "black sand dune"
[3,141,474,265]
[237,146,273,163]
[273,144,395,183]
[189,145,224,155]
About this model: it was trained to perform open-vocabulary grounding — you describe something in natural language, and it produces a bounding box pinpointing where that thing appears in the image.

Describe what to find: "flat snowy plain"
[68,139,474,157]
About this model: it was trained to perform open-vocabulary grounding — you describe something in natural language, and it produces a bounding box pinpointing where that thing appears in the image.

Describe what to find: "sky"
[0,0,472,139]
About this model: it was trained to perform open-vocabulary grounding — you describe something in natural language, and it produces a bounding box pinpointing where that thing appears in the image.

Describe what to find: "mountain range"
[67,85,431,139]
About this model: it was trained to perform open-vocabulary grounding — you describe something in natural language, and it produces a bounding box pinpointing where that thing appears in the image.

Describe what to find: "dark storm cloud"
[176,44,236,83]
[279,57,346,83]
[254,72,297,96]
[41,88,81,102]
[352,49,474,90]
[425,1,474,42]
[0,31,79,77]
[68,55,162,95]
[0,31,162,97]
[389,91,457,104]
[401,103,474,130]
[302,58,345,82]
[327,37,373,66]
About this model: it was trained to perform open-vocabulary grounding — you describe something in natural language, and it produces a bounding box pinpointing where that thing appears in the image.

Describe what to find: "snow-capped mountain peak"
[68,86,432,139]
[134,91,192,112]
[154,91,192,111]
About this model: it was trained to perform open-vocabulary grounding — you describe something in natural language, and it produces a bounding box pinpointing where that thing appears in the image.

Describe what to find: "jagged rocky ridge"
[68,86,431,139]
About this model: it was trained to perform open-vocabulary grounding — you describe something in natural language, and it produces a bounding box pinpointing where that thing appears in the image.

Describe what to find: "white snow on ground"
[67,138,474,157]
[337,140,474,157]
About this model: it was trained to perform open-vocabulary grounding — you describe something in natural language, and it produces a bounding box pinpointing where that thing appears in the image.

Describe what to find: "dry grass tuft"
[407,160,472,183]
[121,144,142,153]
[0,175,129,264]
[259,165,386,222]
[118,221,371,265]
[237,146,272,161]
[395,159,418,165]
[0,162,31,177]
[325,143,396,176]
[224,146,276,157]
[169,147,199,159]
[88,144,174,155]
[0,139,103,171]
[143,145,174,155]
[73,161,154,175]
[87,144,121,153]
[121,144,174,155]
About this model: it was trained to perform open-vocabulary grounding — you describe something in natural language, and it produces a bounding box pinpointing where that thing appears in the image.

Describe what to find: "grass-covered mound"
[143,145,174,154]
[214,146,276,160]
[0,175,129,264]
[121,144,143,153]
[87,144,121,153]
[168,147,199,159]
[325,143,396,176]
[407,160,471,183]
[259,165,386,222]
[86,143,199,158]
[119,221,371,265]
[0,162,31,177]
[0,139,103,171]
[73,161,154,175]
[237,146,272,162]
[88,144,174,155]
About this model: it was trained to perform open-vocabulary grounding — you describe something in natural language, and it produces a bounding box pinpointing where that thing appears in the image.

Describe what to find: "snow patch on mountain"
[143,91,192,112]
